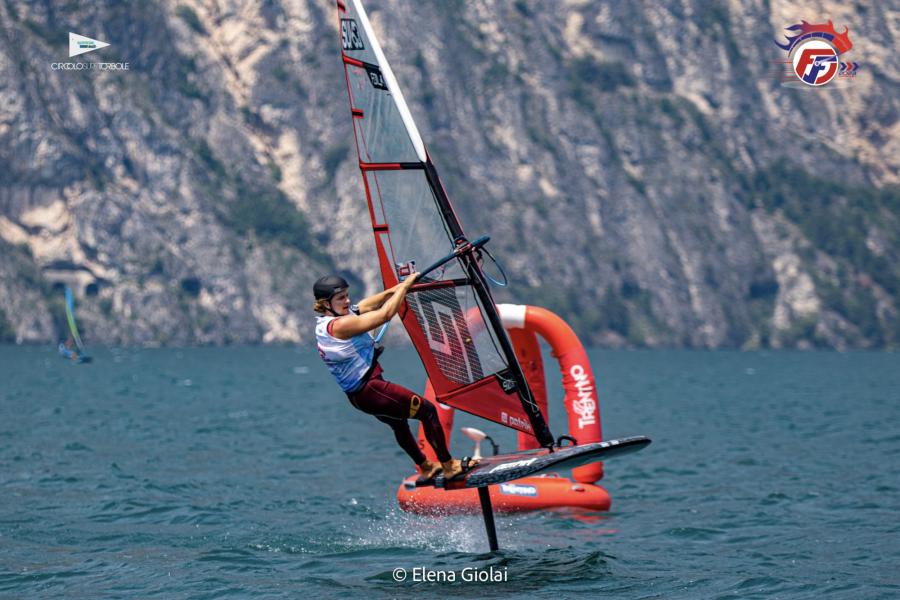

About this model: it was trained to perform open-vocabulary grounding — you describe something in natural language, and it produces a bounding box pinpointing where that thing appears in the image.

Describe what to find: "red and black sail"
[335,0,553,446]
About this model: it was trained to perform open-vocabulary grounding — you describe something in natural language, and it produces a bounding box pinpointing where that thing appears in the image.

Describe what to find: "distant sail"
[335,0,553,445]
[64,286,86,353]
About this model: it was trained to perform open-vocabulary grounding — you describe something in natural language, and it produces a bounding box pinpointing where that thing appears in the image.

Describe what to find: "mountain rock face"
[0,0,897,349]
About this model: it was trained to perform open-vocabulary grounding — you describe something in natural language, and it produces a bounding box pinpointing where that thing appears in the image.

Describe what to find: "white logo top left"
[69,32,110,57]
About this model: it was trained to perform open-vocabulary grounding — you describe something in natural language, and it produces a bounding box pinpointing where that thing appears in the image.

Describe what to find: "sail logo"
[363,64,388,90]
[569,365,597,429]
[395,260,416,280]
[774,20,859,87]
[500,411,532,432]
[499,483,537,497]
[341,19,365,51]
[410,292,484,384]
[509,415,531,431]
[69,32,110,57]
[426,303,458,354]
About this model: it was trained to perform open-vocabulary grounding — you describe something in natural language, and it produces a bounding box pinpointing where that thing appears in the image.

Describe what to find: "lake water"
[1,345,898,598]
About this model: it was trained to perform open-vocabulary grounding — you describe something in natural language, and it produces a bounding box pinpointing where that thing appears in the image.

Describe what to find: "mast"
[422,161,553,446]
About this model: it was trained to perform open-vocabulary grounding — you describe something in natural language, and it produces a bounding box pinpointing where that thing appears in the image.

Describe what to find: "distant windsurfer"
[313,274,474,480]
[58,335,79,361]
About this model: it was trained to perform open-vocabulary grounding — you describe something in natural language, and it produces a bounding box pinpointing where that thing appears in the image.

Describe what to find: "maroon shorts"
[346,363,451,463]
[347,364,421,419]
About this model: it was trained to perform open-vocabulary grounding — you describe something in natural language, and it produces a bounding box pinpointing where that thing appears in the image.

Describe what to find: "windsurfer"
[313,274,474,479]
[58,335,79,361]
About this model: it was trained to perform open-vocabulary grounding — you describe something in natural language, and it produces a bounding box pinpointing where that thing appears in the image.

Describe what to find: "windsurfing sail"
[335,0,553,446]
[64,287,88,355]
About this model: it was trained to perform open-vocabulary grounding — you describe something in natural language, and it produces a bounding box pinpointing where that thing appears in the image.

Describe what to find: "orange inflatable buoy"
[397,473,610,515]
[499,304,604,483]
[397,304,612,514]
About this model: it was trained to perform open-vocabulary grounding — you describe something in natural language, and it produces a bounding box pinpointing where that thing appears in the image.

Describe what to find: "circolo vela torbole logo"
[774,20,860,87]
[51,32,129,71]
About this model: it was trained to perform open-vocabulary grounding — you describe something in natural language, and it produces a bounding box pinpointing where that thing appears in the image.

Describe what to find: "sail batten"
[335,0,554,446]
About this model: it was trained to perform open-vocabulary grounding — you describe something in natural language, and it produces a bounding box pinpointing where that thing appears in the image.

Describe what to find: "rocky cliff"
[1,0,897,349]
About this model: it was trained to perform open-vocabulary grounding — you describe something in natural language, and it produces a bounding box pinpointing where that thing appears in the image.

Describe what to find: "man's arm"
[331,274,419,339]
[355,281,406,314]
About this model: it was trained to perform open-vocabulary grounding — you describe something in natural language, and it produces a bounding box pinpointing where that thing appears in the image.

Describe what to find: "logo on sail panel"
[364,64,388,90]
[69,32,110,57]
[499,412,532,432]
[341,19,364,51]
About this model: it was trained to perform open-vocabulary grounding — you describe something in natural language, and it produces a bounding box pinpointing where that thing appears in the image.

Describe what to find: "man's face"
[329,289,350,315]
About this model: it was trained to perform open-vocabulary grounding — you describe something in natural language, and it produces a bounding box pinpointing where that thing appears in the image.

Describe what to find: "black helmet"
[313,274,349,300]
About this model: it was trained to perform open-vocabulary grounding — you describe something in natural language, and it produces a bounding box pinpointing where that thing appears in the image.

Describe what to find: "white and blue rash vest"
[316,308,377,393]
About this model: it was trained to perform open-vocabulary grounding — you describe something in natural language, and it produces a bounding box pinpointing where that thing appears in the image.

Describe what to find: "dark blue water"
[1,346,898,598]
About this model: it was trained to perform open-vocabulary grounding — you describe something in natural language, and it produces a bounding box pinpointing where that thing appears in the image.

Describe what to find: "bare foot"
[441,457,479,479]
[417,460,441,479]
